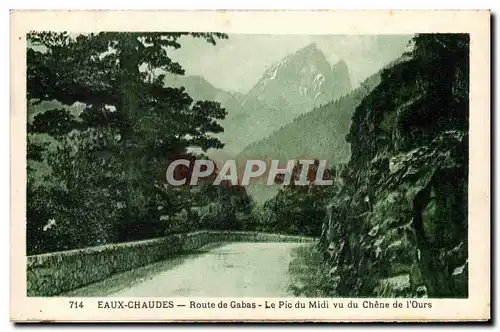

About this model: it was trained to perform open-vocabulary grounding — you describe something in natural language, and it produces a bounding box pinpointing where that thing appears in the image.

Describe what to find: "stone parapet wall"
[27,231,316,296]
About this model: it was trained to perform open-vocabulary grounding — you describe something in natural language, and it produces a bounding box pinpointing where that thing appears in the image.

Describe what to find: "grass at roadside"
[287,244,335,297]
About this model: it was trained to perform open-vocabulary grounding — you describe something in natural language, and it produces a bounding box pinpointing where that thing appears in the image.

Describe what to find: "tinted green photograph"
[26,32,469,299]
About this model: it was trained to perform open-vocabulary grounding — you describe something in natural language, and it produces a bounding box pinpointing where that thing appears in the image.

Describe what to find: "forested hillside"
[239,71,382,164]
[237,71,382,203]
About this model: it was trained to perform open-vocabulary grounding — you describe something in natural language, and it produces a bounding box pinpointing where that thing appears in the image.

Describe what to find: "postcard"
[10,10,490,322]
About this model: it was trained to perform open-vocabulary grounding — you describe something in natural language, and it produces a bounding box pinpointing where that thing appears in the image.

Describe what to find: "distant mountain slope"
[236,71,383,203]
[238,71,382,165]
[163,74,246,106]
[164,43,352,156]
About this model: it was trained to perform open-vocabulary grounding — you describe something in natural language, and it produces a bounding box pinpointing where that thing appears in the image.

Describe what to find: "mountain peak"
[333,59,348,69]
[246,41,352,116]
[294,42,322,57]
[303,42,318,50]
[332,59,349,76]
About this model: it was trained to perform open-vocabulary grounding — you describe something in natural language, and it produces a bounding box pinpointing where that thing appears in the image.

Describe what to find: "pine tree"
[27,31,228,252]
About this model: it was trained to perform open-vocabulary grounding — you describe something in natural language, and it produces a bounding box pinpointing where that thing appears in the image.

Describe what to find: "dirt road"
[110,242,309,297]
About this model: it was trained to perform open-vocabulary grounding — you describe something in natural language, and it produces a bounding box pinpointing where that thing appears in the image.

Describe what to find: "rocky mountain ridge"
[164,43,352,156]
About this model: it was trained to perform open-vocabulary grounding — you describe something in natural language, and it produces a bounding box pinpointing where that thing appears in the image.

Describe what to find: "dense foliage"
[255,161,341,237]
[26,32,255,254]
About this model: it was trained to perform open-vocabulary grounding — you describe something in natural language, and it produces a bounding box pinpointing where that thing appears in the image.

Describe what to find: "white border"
[2,5,494,326]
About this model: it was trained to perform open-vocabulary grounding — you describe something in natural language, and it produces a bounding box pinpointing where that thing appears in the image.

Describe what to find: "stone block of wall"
[27,234,184,296]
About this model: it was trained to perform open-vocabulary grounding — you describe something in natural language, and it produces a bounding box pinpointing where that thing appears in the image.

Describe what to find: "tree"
[27,31,228,252]
[258,160,334,236]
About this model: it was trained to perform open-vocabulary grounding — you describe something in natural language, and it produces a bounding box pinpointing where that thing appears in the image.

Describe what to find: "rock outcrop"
[319,34,469,298]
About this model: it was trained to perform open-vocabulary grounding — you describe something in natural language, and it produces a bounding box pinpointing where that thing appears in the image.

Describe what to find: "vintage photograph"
[10,10,490,322]
[25,31,469,299]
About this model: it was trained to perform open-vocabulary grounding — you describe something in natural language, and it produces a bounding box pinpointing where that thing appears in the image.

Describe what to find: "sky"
[168,34,413,93]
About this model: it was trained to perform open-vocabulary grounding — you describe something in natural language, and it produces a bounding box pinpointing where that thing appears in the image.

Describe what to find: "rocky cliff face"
[320,35,469,298]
